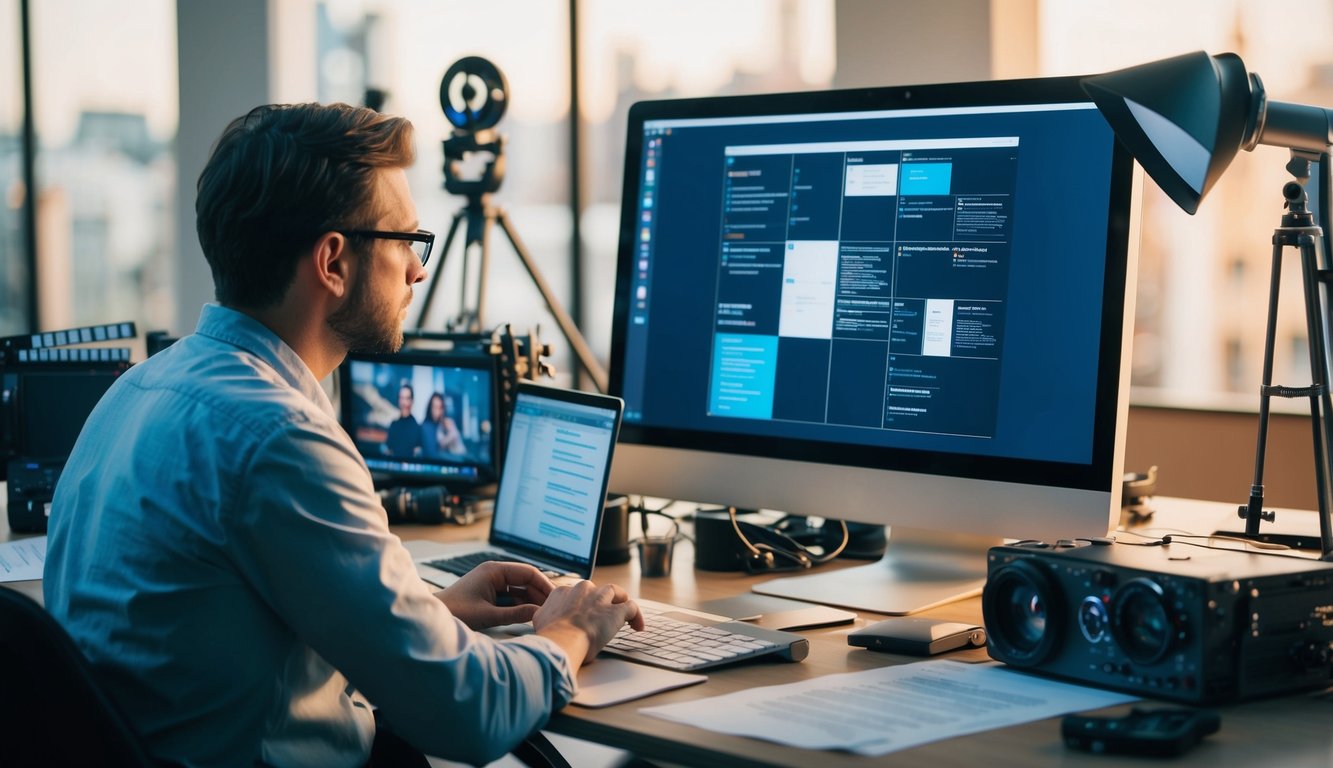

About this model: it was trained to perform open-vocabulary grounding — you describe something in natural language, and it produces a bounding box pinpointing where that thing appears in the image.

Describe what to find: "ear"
[311,231,354,299]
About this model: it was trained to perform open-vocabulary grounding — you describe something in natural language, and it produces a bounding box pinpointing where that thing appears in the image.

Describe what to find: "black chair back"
[0,587,158,767]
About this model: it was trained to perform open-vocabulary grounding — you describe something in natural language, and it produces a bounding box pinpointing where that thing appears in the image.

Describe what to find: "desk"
[6,496,1333,767]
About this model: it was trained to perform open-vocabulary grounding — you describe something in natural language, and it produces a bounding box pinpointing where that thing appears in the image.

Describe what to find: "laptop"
[403,382,624,587]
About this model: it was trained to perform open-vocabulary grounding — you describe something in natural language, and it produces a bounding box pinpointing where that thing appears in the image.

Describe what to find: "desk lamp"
[1082,51,1333,556]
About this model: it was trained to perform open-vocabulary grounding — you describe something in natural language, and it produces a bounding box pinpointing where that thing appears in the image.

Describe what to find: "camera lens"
[1078,596,1109,643]
[1008,584,1047,644]
[1112,578,1175,664]
[982,559,1063,666]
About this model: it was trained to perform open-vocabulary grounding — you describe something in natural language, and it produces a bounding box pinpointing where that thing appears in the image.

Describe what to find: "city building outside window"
[0,0,26,336]
[26,0,177,348]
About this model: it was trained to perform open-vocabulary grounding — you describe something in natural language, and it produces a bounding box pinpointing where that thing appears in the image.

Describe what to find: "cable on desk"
[1113,527,1326,562]
[629,497,693,544]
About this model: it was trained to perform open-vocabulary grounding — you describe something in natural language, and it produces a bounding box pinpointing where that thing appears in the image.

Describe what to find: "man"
[385,382,423,457]
[43,103,642,768]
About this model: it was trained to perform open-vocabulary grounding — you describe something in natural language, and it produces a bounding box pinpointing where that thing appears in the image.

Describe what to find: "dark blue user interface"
[618,103,1122,465]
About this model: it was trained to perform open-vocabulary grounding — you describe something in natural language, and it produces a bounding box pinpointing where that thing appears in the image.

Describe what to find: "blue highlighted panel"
[709,333,778,420]
[900,163,952,195]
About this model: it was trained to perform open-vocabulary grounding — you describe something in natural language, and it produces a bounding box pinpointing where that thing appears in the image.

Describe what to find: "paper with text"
[0,535,46,582]
[641,660,1135,756]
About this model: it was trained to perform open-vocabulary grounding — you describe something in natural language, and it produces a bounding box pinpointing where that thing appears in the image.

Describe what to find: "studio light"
[1083,50,1331,213]
[1082,51,1333,554]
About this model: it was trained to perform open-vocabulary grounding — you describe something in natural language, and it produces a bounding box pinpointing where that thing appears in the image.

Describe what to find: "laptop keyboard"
[603,600,809,671]
[426,550,547,576]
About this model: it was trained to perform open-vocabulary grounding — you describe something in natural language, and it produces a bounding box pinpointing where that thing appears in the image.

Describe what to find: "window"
[317,0,576,374]
[29,0,177,338]
[314,0,835,385]
[0,0,24,336]
[1039,0,1333,407]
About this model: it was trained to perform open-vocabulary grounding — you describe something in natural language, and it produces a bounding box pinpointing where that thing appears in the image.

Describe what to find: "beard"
[327,261,408,354]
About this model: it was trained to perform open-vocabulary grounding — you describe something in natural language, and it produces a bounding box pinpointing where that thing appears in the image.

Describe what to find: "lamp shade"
[1082,51,1258,215]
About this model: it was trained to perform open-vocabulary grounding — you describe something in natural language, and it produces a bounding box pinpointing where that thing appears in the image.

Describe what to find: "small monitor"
[339,350,499,488]
[608,75,1140,613]
[1,363,128,479]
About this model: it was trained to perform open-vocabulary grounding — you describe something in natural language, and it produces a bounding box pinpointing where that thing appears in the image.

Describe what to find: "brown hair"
[195,103,414,309]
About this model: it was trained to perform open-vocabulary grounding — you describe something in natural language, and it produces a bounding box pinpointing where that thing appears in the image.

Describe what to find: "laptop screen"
[490,384,624,573]
[339,350,499,488]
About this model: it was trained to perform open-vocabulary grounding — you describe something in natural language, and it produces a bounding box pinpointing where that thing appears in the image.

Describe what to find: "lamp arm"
[1258,101,1333,154]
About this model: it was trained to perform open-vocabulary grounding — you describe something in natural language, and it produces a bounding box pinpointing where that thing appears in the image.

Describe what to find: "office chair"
[0,586,576,768]
[0,587,160,767]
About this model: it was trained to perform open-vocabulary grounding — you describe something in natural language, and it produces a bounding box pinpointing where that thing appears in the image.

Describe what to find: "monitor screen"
[607,76,1139,613]
[1,365,125,476]
[339,350,499,487]
[490,385,623,572]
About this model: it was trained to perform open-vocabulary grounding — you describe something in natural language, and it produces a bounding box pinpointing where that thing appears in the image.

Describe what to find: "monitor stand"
[751,526,997,615]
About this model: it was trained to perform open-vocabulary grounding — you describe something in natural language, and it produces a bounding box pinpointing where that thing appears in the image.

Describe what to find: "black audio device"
[982,538,1333,704]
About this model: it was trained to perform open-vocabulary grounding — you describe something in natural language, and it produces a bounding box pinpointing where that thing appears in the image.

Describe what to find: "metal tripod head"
[1279,152,1323,230]
[417,128,506,335]
[443,128,505,200]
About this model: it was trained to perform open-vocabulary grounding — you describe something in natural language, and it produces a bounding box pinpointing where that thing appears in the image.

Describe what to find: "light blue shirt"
[44,304,576,768]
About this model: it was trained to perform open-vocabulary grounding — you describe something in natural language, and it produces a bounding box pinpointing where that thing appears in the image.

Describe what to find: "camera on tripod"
[415,56,607,393]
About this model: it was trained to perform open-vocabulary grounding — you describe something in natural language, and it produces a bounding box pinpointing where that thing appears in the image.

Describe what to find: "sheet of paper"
[0,535,47,582]
[572,659,706,708]
[641,660,1136,756]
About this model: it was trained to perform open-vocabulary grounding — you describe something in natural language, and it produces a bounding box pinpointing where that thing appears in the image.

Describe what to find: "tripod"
[1238,152,1333,557]
[414,129,608,394]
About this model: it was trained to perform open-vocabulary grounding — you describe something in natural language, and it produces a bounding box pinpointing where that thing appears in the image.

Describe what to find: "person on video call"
[43,102,643,768]
[385,381,424,457]
[421,390,466,457]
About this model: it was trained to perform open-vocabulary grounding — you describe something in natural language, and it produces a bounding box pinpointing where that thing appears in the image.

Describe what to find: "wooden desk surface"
[392,501,1333,768]
[6,495,1333,766]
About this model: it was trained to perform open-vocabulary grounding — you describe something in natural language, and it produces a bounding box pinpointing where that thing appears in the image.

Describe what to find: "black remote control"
[1062,707,1220,756]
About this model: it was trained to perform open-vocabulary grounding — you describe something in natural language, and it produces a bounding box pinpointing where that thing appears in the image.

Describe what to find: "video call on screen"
[346,360,494,481]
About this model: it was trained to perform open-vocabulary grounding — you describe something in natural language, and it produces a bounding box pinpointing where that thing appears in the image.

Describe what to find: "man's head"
[398,384,414,417]
[195,102,417,316]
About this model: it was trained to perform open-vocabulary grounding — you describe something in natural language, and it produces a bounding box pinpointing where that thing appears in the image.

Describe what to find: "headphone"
[728,506,849,573]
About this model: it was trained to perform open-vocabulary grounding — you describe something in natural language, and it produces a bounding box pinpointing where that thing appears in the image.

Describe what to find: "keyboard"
[603,599,809,671]
[426,551,553,577]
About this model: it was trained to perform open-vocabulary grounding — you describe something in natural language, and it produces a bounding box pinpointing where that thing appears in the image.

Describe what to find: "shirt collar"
[193,303,336,417]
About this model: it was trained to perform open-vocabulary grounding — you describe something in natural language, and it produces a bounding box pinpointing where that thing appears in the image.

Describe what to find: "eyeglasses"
[340,229,435,267]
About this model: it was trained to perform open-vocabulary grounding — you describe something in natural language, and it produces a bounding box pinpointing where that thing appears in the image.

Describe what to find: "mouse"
[847,617,987,656]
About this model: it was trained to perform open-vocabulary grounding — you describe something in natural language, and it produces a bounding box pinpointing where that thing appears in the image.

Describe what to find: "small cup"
[596,494,631,565]
[637,536,675,577]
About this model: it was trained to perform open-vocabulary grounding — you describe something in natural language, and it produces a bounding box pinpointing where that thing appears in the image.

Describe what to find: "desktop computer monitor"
[607,75,1140,614]
[339,350,500,489]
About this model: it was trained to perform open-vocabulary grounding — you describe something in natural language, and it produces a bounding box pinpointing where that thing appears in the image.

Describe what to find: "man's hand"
[532,580,644,667]
[438,562,555,630]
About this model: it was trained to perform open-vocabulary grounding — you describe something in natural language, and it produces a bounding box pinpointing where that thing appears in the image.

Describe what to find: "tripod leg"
[1243,240,1285,536]
[1298,233,1333,554]
[414,209,466,329]
[494,208,608,393]
[475,206,497,332]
